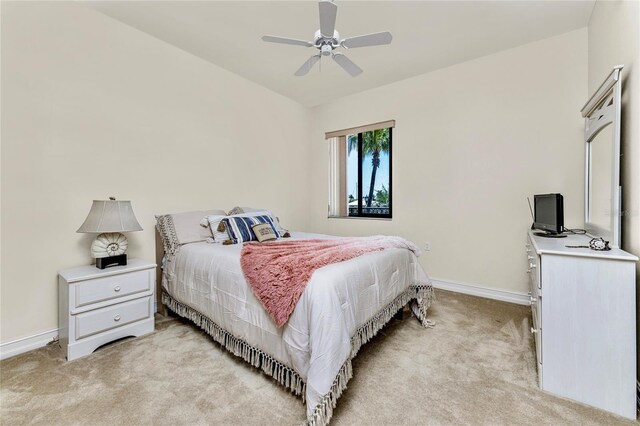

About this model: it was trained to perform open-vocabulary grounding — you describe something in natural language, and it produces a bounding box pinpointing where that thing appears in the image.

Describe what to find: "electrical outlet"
[424,241,431,251]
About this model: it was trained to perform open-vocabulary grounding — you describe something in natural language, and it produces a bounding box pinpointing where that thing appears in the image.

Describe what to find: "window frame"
[326,120,395,220]
[349,127,393,219]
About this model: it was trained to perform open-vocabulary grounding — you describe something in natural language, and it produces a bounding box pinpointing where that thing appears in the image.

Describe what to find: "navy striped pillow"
[222,215,279,244]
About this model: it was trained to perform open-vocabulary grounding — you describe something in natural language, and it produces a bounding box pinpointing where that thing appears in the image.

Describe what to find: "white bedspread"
[162,232,431,422]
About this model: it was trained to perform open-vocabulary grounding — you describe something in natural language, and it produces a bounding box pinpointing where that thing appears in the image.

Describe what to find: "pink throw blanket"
[240,236,420,327]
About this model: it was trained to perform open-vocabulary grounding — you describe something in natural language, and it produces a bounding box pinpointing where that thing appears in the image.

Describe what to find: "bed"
[155,210,433,426]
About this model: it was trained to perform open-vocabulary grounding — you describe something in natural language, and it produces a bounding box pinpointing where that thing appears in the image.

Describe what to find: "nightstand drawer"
[75,269,151,309]
[75,296,152,340]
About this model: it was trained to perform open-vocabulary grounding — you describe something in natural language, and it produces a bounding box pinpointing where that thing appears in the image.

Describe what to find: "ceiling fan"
[262,0,392,77]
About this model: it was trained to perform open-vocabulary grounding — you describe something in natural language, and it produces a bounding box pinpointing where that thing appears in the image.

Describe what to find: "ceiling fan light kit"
[262,0,392,77]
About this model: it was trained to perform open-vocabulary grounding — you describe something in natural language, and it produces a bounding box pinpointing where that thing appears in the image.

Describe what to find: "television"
[533,193,565,237]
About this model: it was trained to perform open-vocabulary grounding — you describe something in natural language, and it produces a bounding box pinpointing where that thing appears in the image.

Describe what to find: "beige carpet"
[1,290,635,425]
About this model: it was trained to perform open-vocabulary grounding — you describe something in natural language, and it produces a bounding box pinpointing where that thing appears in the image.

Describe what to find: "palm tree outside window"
[346,127,392,218]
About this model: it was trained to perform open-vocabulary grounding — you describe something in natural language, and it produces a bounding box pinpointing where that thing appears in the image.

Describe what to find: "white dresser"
[58,259,155,361]
[526,230,638,419]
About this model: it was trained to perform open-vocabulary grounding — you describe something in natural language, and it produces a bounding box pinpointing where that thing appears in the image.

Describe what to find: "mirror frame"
[581,65,623,247]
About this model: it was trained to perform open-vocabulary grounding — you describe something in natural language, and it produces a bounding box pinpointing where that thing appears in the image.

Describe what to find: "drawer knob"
[114,315,121,322]
[114,286,121,292]
[530,327,537,334]
[530,296,536,305]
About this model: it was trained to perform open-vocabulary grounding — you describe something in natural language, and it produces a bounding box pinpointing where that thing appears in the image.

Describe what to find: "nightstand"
[58,259,156,361]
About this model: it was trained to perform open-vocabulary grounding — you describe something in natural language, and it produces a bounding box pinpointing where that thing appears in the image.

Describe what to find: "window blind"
[327,136,347,217]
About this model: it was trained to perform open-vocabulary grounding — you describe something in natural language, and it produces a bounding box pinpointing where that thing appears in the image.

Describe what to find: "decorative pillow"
[236,207,288,237]
[227,206,245,216]
[201,214,231,243]
[155,209,226,255]
[222,215,279,244]
[202,210,277,243]
[252,223,278,242]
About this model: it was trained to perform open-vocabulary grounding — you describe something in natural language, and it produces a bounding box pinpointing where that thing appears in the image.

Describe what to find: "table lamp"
[77,197,143,269]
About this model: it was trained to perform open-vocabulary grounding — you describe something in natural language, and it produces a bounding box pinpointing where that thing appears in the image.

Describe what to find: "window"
[327,121,393,219]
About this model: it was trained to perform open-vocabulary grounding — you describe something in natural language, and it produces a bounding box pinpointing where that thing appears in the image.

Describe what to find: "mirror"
[582,66,622,247]
[587,124,614,231]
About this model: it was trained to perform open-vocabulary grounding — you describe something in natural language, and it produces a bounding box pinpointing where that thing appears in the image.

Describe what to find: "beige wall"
[0,3,607,348]
[0,2,311,343]
[307,29,588,294]
[587,0,640,376]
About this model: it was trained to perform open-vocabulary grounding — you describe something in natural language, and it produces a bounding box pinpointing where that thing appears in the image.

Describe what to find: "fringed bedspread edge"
[306,283,433,426]
[162,283,434,426]
[162,293,306,399]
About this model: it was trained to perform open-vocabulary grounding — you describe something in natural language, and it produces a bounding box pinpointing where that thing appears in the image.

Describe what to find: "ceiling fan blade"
[262,35,313,47]
[319,1,338,37]
[295,55,321,76]
[342,31,392,49]
[332,53,363,77]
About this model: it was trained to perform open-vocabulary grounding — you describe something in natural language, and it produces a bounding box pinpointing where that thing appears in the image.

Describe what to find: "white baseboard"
[0,283,523,360]
[432,278,530,305]
[0,329,59,361]
[1,302,159,361]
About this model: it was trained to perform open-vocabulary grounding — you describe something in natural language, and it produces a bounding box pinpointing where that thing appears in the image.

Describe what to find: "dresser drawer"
[530,289,541,329]
[530,265,541,329]
[531,305,542,365]
[75,269,151,309]
[528,256,540,290]
[527,235,542,366]
[75,296,152,340]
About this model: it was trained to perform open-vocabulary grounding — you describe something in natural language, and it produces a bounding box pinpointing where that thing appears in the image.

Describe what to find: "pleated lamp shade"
[77,199,143,233]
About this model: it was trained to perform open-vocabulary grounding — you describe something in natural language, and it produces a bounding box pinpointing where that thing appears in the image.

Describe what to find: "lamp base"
[95,254,127,269]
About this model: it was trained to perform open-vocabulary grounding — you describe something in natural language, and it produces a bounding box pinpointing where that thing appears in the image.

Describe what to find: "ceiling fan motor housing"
[314,29,340,54]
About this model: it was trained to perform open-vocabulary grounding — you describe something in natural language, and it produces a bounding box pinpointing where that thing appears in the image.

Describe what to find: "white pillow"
[200,214,230,243]
[156,209,226,255]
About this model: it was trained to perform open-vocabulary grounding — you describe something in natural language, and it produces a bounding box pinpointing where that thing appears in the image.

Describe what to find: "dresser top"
[58,258,156,283]
[528,230,638,261]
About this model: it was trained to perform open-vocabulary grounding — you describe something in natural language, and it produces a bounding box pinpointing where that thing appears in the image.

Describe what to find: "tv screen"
[533,193,564,235]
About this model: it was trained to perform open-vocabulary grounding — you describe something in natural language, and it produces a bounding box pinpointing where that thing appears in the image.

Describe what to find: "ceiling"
[85,1,595,107]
